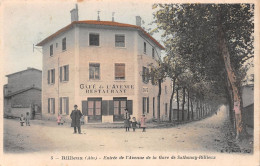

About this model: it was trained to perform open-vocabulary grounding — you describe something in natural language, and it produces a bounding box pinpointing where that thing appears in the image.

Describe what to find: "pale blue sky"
[1,1,161,83]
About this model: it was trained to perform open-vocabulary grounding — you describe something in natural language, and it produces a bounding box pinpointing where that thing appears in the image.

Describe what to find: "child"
[20,114,25,126]
[131,117,137,132]
[140,114,146,132]
[25,112,30,126]
[80,115,85,125]
[124,109,130,132]
[57,114,62,125]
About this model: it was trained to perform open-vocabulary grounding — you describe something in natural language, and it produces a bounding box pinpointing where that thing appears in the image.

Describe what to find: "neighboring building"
[242,84,254,127]
[4,67,42,118]
[36,5,171,123]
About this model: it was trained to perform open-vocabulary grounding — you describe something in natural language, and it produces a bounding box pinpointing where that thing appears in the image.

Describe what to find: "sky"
[1,0,161,83]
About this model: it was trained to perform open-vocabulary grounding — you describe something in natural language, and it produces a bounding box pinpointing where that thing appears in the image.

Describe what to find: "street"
[3,105,244,153]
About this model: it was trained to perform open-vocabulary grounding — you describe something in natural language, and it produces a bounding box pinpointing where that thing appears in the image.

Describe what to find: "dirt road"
[4,105,233,153]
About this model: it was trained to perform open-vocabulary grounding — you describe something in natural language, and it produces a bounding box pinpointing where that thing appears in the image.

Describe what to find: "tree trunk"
[187,90,190,121]
[217,12,247,140]
[177,88,180,121]
[169,78,176,122]
[191,99,194,120]
[157,79,162,124]
[181,87,185,121]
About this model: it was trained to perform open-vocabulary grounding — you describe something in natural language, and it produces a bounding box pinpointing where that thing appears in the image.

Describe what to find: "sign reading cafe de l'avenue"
[80,84,135,94]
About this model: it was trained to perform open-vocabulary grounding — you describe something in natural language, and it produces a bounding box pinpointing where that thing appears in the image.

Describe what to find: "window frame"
[114,63,126,80]
[50,44,53,57]
[60,65,69,82]
[48,98,55,114]
[89,63,100,80]
[115,34,125,48]
[60,97,69,115]
[89,33,100,46]
[62,37,66,51]
[142,66,149,84]
[144,42,147,54]
[48,69,55,84]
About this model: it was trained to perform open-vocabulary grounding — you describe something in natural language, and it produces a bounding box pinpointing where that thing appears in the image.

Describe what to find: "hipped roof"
[36,20,164,50]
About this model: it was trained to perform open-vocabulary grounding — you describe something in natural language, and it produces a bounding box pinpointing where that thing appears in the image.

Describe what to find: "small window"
[60,97,69,115]
[48,69,55,84]
[115,63,125,80]
[50,44,53,56]
[152,48,155,58]
[62,38,66,51]
[115,35,125,47]
[142,97,149,114]
[60,65,69,82]
[142,66,149,83]
[89,63,100,80]
[48,98,55,114]
[144,42,146,54]
[89,33,99,46]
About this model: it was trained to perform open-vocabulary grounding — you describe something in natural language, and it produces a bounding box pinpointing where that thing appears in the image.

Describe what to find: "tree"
[152,4,254,140]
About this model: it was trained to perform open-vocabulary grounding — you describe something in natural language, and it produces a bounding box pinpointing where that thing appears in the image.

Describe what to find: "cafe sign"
[80,84,134,94]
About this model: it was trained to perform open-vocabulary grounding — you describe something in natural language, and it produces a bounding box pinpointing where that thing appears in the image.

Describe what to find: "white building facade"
[37,9,171,123]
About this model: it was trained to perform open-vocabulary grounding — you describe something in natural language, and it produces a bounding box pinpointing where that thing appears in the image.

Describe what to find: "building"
[242,84,254,127]
[36,5,171,123]
[4,67,42,118]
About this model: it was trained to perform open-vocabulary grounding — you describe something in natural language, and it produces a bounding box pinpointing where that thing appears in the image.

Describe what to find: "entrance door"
[113,98,127,121]
[87,98,102,123]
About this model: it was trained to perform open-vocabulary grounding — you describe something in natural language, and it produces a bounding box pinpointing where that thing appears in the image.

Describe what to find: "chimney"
[136,16,141,26]
[112,12,115,22]
[70,4,79,22]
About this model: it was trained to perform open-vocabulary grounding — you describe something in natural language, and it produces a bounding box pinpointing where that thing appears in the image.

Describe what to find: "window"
[165,103,168,115]
[62,38,66,51]
[144,42,146,54]
[152,48,155,58]
[48,69,55,84]
[115,63,125,80]
[89,33,99,46]
[50,44,53,56]
[142,66,149,83]
[113,98,126,115]
[153,97,155,117]
[56,43,58,48]
[89,63,100,80]
[142,97,149,114]
[115,35,125,47]
[48,98,55,114]
[60,97,69,115]
[60,65,69,82]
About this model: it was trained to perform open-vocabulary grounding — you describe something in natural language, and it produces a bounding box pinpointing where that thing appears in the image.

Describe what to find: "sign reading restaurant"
[80,84,134,94]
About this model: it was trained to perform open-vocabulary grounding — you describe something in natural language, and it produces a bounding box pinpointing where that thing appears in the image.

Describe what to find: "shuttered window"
[50,44,53,56]
[142,97,149,114]
[60,97,69,115]
[142,66,149,83]
[115,63,125,80]
[89,63,100,80]
[48,98,55,114]
[48,69,55,84]
[60,65,69,82]
[115,35,125,47]
[62,38,66,51]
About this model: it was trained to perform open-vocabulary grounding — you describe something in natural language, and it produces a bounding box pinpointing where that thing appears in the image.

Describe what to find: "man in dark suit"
[70,105,83,134]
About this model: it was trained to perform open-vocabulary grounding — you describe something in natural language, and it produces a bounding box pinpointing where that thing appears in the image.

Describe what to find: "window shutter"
[67,65,69,81]
[109,100,114,115]
[127,100,133,115]
[53,69,55,83]
[53,99,55,114]
[60,97,62,114]
[60,67,62,82]
[48,98,50,113]
[147,97,149,113]
[48,70,50,84]
[82,100,88,116]
[142,97,145,114]
[142,67,145,82]
[66,98,69,115]
[101,100,109,115]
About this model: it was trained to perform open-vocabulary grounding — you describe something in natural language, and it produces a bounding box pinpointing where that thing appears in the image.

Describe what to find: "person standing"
[25,112,30,126]
[57,114,62,125]
[140,114,146,132]
[124,109,130,132]
[131,117,137,132]
[20,114,25,126]
[70,105,83,134]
